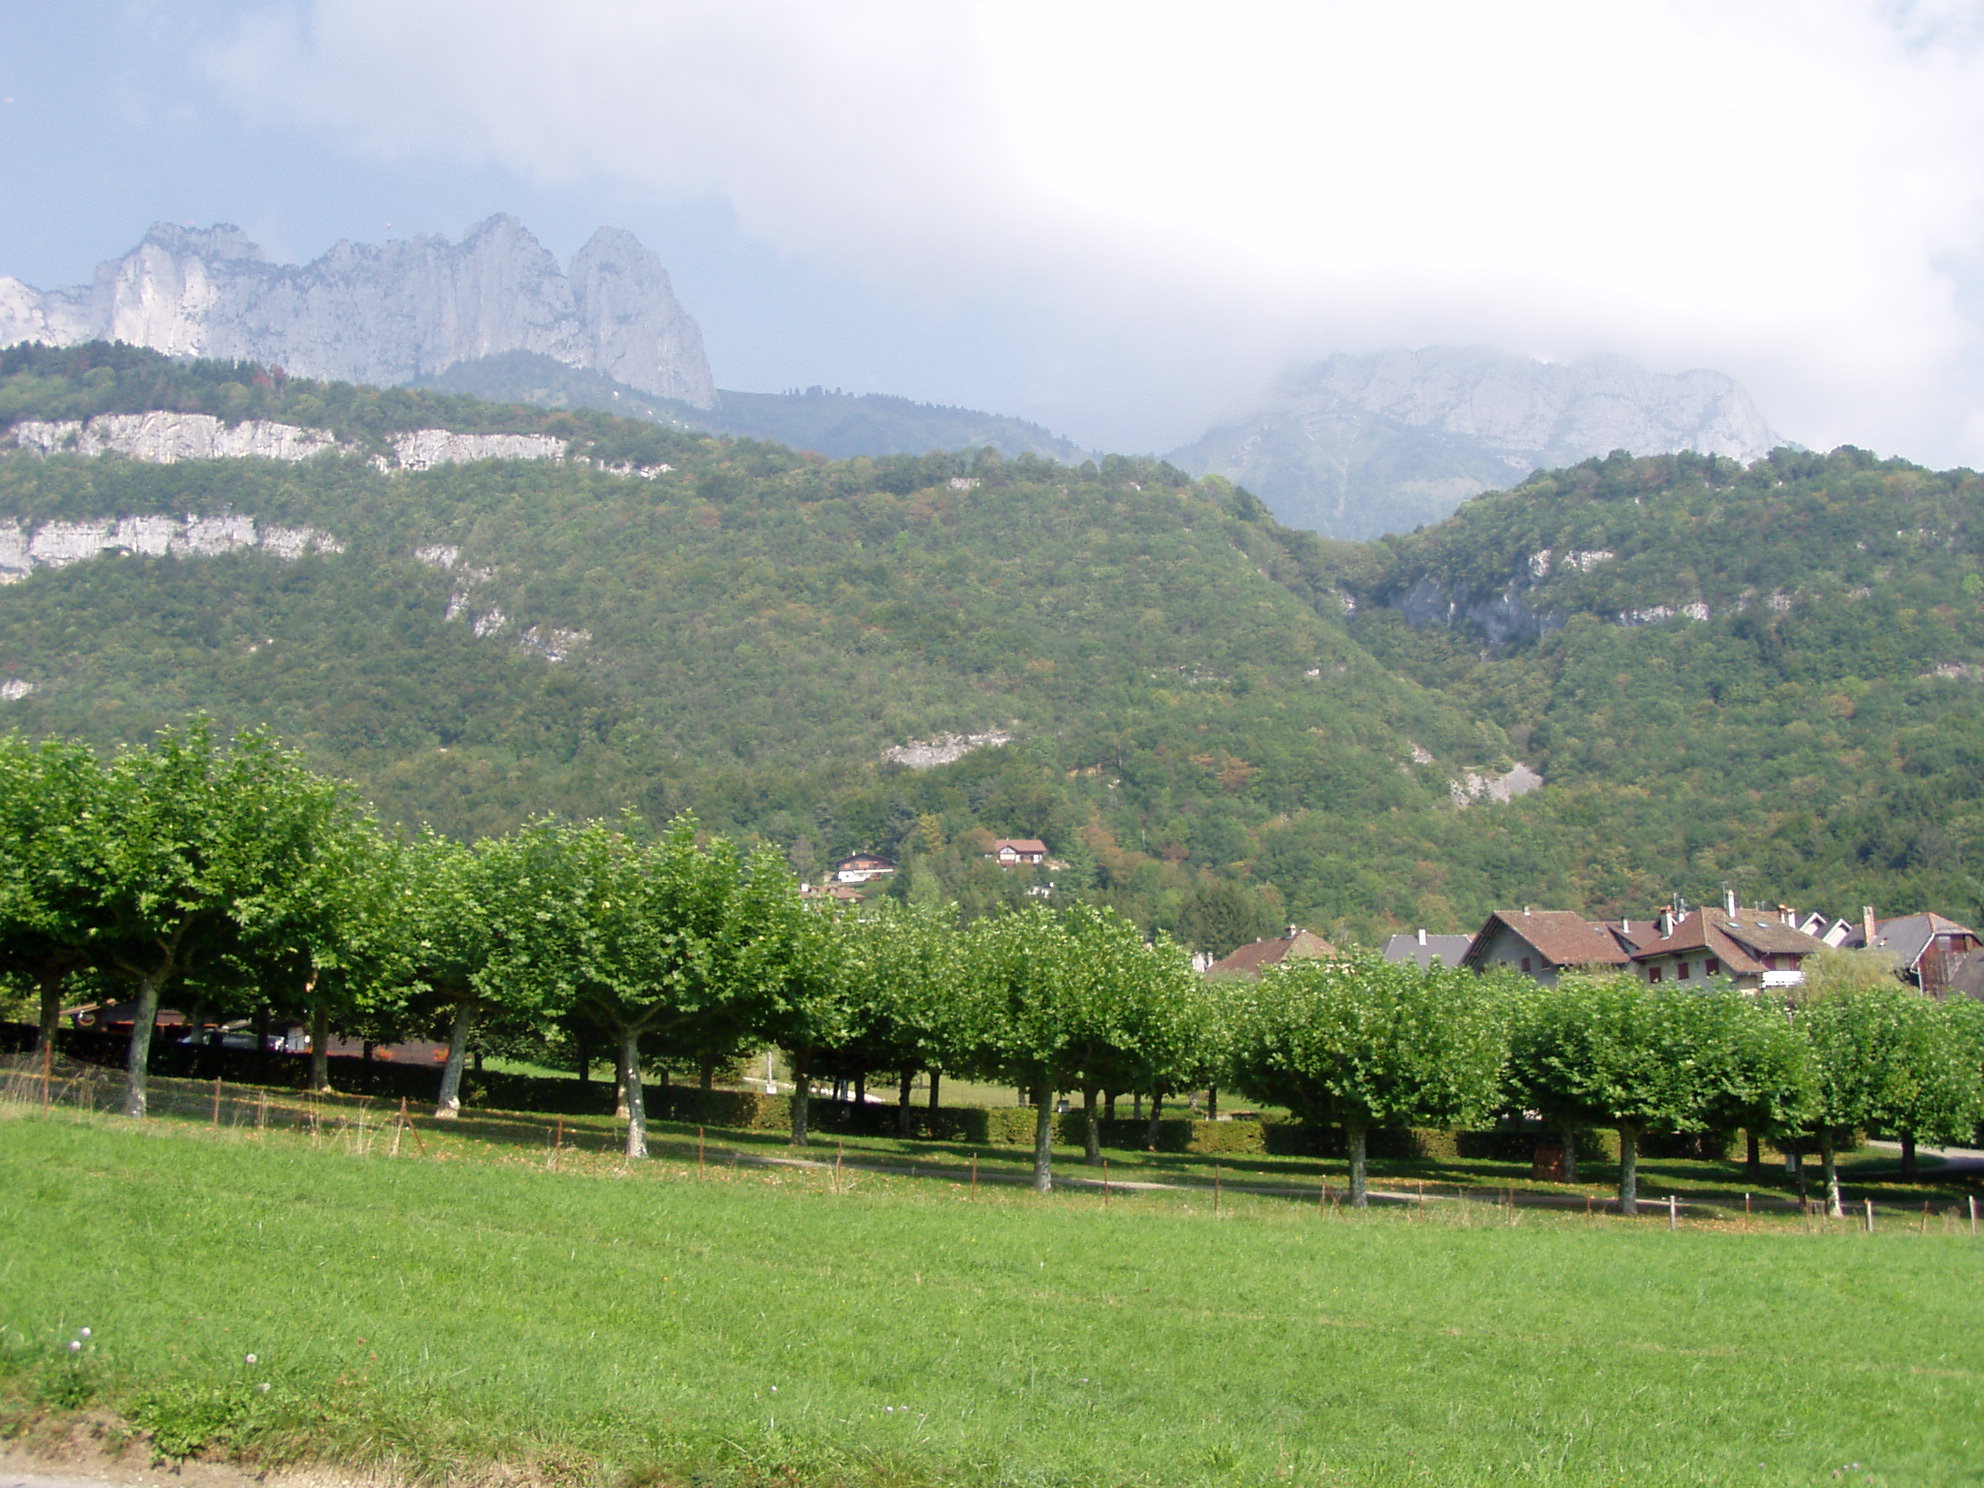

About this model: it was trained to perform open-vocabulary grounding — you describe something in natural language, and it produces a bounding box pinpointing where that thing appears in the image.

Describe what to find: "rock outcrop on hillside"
[1170,346,1781,540]
[0,217,714,408]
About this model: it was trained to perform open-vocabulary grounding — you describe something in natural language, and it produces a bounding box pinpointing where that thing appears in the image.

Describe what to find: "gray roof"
[1859,912,1978,970]
[1381,933,1474,971]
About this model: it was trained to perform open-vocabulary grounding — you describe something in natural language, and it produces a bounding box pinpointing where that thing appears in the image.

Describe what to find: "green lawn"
[3,1109,1983,1487]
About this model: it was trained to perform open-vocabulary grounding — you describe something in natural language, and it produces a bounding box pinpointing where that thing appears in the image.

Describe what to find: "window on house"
[1648,966,1663,983]
[1677,961,1691,981]
[1705,957,1720,976]
[1520,956,1532,974]
[1764,954,1778,971]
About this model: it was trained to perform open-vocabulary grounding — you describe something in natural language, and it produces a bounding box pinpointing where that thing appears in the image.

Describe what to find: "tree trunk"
[123,972,164,1118]
[36,969,63,1055]
[614,1038,631,1120]
[1207,1085,1218,1120]
[854,1071,866,1108]
[309,1003,332,1092]
[1132,1091,1143,1121]
[1559,1119,1579,1184]
[1618,1124,1640,1217]
[576,1026,591,1086]
[434,997,473,1119]
[1745,1129,1761,1182]
[1104,1089,1117,1122]
[699,1054,717,1091]
[1031,1077,1055,1192]
[1146,1088,1165,1150]
[928,1069,941,1110]
[622,1029,648,1160]
[1822,1130,1843,1217]
[1900,1130,1918,1181]
[897,1069,914,1136]
[790,1048,811,1147]
[1082,1084,1102,1165]
[1346,1120,1369,1208]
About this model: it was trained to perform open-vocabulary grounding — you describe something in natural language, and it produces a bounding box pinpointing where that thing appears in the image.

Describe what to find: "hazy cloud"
[211,1,1984,461]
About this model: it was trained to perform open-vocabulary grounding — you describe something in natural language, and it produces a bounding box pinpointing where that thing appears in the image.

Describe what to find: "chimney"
[1724,888,1738,917]
[1523,905,1532,916]
[1417,927,1427,946]
[1863,905,1878,946]
[1285,925,1299,940]
[1658,908,1675,937]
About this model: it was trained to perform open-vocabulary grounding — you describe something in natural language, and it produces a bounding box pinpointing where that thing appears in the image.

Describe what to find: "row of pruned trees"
[0,725,1218,1190]
[7,724,1984,1208]
[1232,960,1984,1214]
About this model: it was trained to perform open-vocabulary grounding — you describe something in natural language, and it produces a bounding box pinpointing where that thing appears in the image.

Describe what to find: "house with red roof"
[1204,927,1340,979]
[986,838,1048,867]
[1459,909,1632,985]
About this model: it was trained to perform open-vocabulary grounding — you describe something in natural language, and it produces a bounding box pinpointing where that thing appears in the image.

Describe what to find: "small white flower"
[769,1386,778,1393]
[245,1353,258,1365]
[68,1340,81,1353]
[78,1327,92,1339]
[885,1406,894,1413]
[258,1383,270,1394]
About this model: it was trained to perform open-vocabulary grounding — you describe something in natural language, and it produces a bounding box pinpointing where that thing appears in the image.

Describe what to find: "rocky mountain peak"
[0,217,714,409]
[137,222,266,262]
[1171,345,1783,540]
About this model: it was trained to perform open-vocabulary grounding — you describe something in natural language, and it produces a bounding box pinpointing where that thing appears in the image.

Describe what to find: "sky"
[3,1,1984,462]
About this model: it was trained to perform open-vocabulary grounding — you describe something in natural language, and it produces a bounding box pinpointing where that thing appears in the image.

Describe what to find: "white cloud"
[210,0,1984,461]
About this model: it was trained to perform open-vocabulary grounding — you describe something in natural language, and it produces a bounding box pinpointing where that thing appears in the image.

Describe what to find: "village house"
[1204,926,1340,979]
[800,881,865,903]
[1622,899,1829,989]
[1381,928,1474,971]
[986,837,1048,867]
[1849,908,1983,998]
[833,852,897,884]
[1459,908,1632,985]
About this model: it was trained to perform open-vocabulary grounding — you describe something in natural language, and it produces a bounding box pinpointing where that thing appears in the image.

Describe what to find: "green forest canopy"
[2,344,1982,947]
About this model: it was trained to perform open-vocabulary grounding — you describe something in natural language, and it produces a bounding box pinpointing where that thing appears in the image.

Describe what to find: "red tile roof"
[1206,929,1339,978]
[1466,910,1633,970]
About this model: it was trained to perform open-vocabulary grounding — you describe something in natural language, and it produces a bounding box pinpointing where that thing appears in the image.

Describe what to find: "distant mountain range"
[0,220,1786,538]
[1167,347,1783,541]
[0,344,1973,941]
[0,216,714,407]
[415,351,1093,462]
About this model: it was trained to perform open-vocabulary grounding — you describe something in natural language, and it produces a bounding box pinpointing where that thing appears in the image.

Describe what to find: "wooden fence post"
[1668,1194,1677,1231]
[970,1152,978,1200]
[698,1126,706,1179]
[1865,1198,1875,1234]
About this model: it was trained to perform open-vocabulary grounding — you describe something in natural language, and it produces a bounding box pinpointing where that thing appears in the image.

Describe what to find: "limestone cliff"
[1170,346,1782,540]
[0,217,714,408]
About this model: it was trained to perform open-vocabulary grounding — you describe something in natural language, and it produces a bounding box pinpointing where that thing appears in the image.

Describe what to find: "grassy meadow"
[3,1104,1983,1488]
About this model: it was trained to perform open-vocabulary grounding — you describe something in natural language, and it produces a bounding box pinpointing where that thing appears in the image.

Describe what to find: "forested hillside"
[3,346,1981,944]
[1337,447,1984,921]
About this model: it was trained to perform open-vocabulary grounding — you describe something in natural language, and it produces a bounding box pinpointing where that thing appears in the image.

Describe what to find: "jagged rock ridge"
[0,217,714,408]
[1170,346,1782,541]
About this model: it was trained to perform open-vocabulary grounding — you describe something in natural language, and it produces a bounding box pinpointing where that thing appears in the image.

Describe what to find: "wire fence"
[4,1052,1980,1233]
